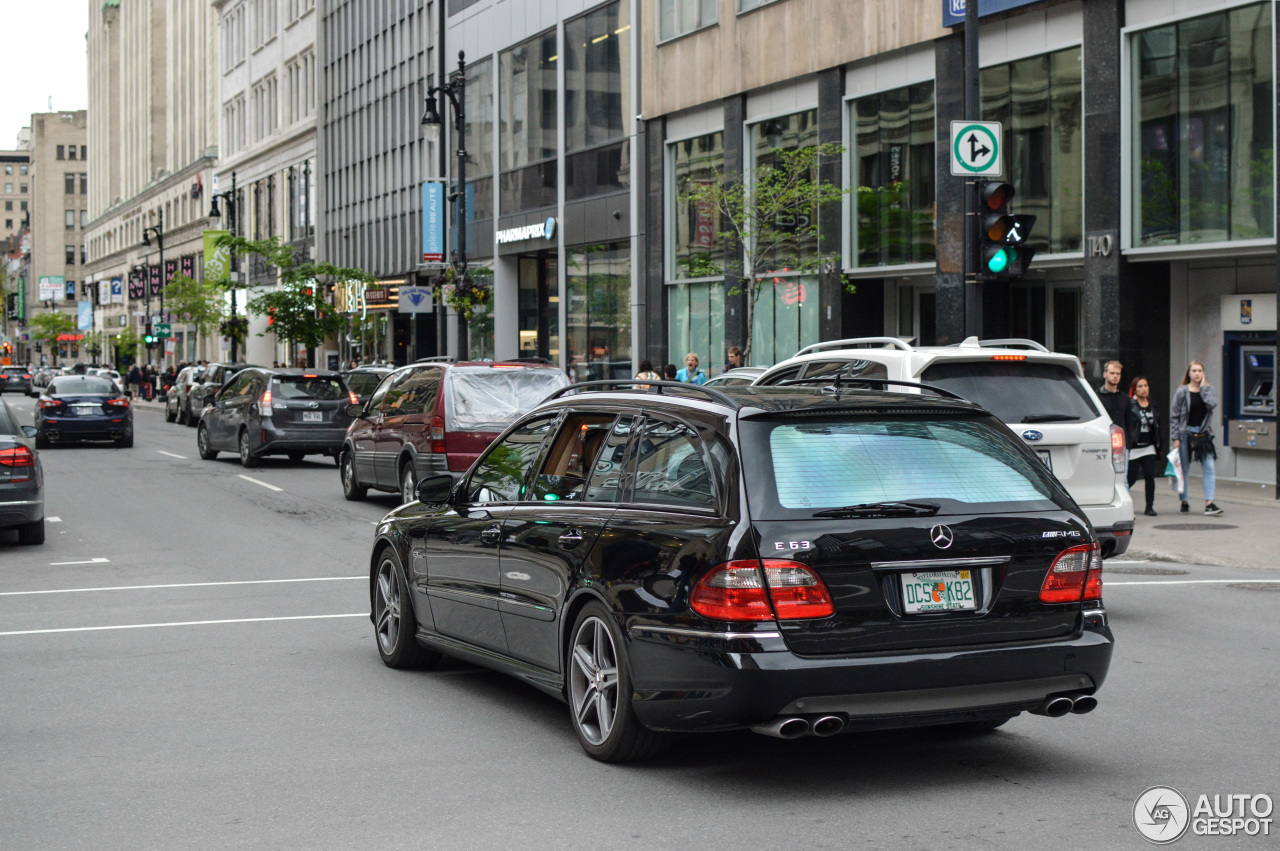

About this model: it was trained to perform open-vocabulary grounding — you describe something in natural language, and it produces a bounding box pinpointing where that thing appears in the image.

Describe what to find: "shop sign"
[98,280,111,305]
[943,0,1045,27]
[422,180,446,263]
[496,217,557,245]
[38,276,64,301]
[398,286,434,314]
[110,278,124,303]
[334,280,368,317]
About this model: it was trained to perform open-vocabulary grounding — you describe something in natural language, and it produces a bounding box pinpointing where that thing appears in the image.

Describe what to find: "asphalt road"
[2,396,1277,850]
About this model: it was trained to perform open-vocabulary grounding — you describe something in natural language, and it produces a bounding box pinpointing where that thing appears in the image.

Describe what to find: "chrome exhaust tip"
[751,717,810,739]
[1069,695,1098,715]
[1031,696,1075,718]
[811,715,845,737]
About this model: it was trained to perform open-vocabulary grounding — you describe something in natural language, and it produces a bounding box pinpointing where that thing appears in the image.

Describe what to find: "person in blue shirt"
[675,352,707,385]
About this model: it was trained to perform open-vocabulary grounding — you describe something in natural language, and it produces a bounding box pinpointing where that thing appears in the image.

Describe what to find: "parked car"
[34,374,134,448]
[0,366,34,395]
[341,360,570,504]
[31,367,64,392]
[184,363,257,426]
[704,366,766,387]
[366,380,1113,762]
[341,366,394,406]
[0,398,44,544]
[166,365,205,424]
[196,368,356,467]
[752,337,1135,557]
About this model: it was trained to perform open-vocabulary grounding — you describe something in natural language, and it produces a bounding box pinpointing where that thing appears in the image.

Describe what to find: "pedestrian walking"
[1126,376,1162,516]
[675,352,707,385]
[1098,360,1127,427]
[634,360,660,381]
[725,346,744,375]
[126,364,142,400]
[1170,360,1222,516]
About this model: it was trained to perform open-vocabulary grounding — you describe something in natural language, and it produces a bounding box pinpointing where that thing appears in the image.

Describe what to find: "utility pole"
[963,0,981,338]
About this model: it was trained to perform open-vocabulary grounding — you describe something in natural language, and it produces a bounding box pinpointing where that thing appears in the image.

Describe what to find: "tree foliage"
[28,311,77,344]
[165,274,227,343]
[113,326,142,363]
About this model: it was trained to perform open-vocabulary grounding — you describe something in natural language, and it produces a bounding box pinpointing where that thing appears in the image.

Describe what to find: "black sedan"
[1,366,35,396]
[36,375,134,448]
[367,382,1113,762]
[0,399,43,544]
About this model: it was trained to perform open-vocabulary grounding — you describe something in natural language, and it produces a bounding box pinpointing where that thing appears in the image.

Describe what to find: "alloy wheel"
[197,426,210,456]
[569,616,620,746]
[401,465,417,505]
[375,559,401,656]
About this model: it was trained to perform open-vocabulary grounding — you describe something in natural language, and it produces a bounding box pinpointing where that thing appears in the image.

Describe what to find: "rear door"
[375,367,440,486]
[209,371,257,448]
[739,413,1091,657]
[351,375,392,486]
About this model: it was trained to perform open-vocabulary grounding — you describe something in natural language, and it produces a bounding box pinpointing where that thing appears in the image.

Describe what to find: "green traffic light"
[986,248,1009,274]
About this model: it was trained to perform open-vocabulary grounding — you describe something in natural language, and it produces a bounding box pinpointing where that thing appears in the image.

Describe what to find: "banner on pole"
[203,230,231,284]
[422,181,445,263]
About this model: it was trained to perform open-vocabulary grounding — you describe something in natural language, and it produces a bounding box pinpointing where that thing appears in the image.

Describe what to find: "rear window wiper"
[812,501,940,518]
[1021,413,1082,423]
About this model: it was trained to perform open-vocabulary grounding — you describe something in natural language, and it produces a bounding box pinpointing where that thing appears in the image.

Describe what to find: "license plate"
[901,570,977,614]
[73,406,102,417]
[303,411,323,422]
[1036,449,1052,470]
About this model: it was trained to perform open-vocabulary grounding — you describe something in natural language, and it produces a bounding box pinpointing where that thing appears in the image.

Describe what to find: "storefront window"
[669,131,724,279]
[667,280,725,373]
[750,274,819,367]
[566,243,631,382]
[468,266,495,361]
[981,46,1082,254]
[749,109,819,266]
[852,81,935,267]
[499,31,558,212]
[1133,3,1273,246]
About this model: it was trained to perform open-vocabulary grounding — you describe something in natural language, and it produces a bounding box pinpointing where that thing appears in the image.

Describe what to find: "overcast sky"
[0,1,90,149]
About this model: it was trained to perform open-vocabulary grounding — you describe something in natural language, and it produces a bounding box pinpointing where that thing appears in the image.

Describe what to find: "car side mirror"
[21,425,37,438]
[416,474,454,505]
[345,402,365,418]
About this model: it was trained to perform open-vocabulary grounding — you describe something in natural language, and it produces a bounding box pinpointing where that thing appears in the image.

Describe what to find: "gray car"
[184,363,258,426]
[166,365,205,424]
[1,365,35,396]
[0,399,44,544]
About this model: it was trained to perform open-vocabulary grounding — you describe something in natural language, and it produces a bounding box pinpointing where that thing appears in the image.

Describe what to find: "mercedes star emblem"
[930,524,954,549]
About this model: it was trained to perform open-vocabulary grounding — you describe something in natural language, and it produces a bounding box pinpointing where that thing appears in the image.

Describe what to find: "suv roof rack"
[546,380,743,410]
[794,337,915,356]
[776,376,967,401]
[952,337,1051,353]
[414,356,455,363]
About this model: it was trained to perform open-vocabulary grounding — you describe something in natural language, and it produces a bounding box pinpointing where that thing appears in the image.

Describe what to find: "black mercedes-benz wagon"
[367,381,1113,762]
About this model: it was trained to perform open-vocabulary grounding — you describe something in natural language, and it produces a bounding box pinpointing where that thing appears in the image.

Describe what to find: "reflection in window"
[981,46,1082,254]
[667,279,725,374]
[567,243,631,383]
[467,417,554,503]
[749,109,819,266]
[632,420,715,509]
[669,132,724,279]
[1132,3,1273,245]
[564,0,630,152]
[658,0,717,42]
[499,31,557,213]
[750,273,819,367]
[852,82,935,267]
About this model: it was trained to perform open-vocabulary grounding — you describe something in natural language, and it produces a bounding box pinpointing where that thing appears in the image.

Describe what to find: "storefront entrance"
[518,251,559,362]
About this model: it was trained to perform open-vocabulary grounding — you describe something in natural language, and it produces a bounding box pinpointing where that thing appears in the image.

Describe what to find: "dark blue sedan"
[36,375,134,448]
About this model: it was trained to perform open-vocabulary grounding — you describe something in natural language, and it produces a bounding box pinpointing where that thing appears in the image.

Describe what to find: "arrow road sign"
[950,121,1002,176]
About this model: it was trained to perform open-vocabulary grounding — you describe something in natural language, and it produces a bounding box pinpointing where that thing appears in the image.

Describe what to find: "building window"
[286,50,316,125]
[982,46,1082,254]
[81,245,86,265]
[748,109,820,266]
[3,166,10,176]
[3,183,10,194]
[288,0,315,24]
[4,219,10,230]
[81,210,88,228]
[658,0,717,42]
[566,242,632,383]
[668,280,725,372]
[1132,2,1273,246]
[739,0,780,10]
[456,56,494,222]
[564,0,631,201]
[499,31,558,212]
[4,201,10,211]
[19,183,26,194]
[64,175,74,195]
[253,0,278,48]
[851,81,936,268]
[65,245,76,265]
[253,75,279,142]
[56,145,65,160]
[68,146,77,161]
[19,165,27,175]
[65,210,75,230]
[80,174,88,195]
[81,146,87,160]
[668,131,725,279]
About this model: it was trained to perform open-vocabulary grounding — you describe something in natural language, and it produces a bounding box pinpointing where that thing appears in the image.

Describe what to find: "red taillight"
[22,374,31,380]
[1039,543,1102,604]
[1110,423,1126,473]
[260,388,273,416]
[39,399,61,409]
[430,416,446,453]
[0,445,35,481]
[106,397,130,409]
[349,391,359,406]
[691,560,835,621]
[991,354,1027,361]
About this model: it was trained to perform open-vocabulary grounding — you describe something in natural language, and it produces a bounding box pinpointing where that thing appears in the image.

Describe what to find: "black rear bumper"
[1096,523,1134,558]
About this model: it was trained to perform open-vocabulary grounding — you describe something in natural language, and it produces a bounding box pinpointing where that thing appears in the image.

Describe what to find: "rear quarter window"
[921,361,1100,424]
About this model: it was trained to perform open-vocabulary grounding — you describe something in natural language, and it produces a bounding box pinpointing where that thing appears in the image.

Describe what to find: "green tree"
[165,274,227,351]
[683,144,853,362]
[29,312,78,365]
[113,326,143,365]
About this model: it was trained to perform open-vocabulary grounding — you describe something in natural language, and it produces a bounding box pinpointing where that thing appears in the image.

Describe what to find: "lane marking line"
[238,475,283,492]
[0,576,364,597]
[0,612,366,637]
[47,517,62,523]
[157,450,187,459]
[1106,579,1272,586]
[49,557,110,566]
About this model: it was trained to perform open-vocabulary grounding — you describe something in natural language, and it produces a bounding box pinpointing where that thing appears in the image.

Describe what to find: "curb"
[1123,547,1271,571]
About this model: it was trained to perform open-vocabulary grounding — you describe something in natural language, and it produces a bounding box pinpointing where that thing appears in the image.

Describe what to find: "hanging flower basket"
[433,267,491,321]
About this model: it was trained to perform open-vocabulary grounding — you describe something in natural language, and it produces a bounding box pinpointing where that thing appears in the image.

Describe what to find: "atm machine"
[1221,295,1276,455]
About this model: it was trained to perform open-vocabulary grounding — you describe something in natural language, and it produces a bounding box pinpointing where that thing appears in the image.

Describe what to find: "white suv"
[754,336,1134,557]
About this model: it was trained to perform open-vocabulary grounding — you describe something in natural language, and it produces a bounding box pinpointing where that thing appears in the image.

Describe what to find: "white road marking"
[0,612,366,637]
[48,557,110,566]
[47,517,61,522]
[157,450,187,459]
[238,474,283,492]
[1106,579,1275,586]
[0,576,364,597]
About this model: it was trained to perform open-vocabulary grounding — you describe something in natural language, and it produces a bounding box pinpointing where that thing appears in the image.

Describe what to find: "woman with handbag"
[1170,360,1223,516]
[1126,376,1162,516]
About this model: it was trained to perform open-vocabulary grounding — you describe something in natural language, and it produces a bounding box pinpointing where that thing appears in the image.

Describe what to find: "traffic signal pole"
[962,0,981,337]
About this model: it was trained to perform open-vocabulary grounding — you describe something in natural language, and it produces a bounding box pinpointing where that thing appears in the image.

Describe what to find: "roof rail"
[544,380,742,410]
[953,337,1051,353]
[776,376,967,401]
[794,337,915,356]
[414,356,455,363]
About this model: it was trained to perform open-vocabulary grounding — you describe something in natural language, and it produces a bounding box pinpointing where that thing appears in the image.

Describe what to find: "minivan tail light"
[0,445,35,482]
[1110,424,1126,472]
[1039,542,1102,604]
[430,416,446,453]
[691,560,835,621]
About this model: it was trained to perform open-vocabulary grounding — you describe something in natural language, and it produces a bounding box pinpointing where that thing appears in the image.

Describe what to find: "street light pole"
[143,210,165,366]
[209,172,241,363]
[423,51,469,360]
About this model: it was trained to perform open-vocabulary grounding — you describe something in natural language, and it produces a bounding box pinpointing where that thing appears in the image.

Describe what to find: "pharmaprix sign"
[495,217,557,245]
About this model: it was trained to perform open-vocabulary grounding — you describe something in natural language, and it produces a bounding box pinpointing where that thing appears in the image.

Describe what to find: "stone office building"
[638,0,1278,484]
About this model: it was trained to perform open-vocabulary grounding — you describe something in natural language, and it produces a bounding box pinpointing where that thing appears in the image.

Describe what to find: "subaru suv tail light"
[1039,542,1103,604]
[1110,424,1126,473]
[691,560,835,621]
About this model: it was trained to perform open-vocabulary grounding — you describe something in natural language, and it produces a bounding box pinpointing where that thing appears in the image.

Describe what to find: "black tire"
[178,403,189,425]
[35,432,51,450]
[341,450,367,501]
[197,423,218,460]
[400,461,418,505]
[116,434,134,448]
[372,548,441,669]
[18,518,45,545]
[567,601,671,763]
[287,452,305,463]
[238,430,259,468]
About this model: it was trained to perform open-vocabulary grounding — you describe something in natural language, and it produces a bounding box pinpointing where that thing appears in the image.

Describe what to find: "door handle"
[480,525,502,545]
[558,529,584,548]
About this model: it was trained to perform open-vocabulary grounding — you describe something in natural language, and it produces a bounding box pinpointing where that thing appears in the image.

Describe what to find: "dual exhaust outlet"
[1030,693,1098,717]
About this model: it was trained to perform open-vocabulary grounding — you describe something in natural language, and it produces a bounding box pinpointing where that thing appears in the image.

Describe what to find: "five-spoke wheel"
[372,550,439,669]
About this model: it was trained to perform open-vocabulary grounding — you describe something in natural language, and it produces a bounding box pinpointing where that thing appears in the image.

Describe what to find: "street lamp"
[423,50,469,358]
[208,171,242,362]
[142,210,165,365]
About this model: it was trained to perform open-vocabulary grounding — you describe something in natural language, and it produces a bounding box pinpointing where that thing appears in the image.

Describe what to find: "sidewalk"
[1126,476,1278,569]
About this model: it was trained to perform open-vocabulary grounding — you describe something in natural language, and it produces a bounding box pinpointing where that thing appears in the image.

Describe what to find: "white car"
[753,336,1135,557]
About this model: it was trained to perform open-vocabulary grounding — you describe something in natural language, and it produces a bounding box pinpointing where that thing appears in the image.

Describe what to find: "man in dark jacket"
[1098,360,1127,427]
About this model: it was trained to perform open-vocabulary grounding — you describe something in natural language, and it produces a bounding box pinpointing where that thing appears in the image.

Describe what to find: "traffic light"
[144,324,157,347]
[977,181,1036,278]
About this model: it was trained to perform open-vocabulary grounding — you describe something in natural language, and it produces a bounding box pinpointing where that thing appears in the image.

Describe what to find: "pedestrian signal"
[977,181,1036,279]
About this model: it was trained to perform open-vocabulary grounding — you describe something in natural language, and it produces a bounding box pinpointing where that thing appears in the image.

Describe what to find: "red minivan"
[340,360,570,504]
